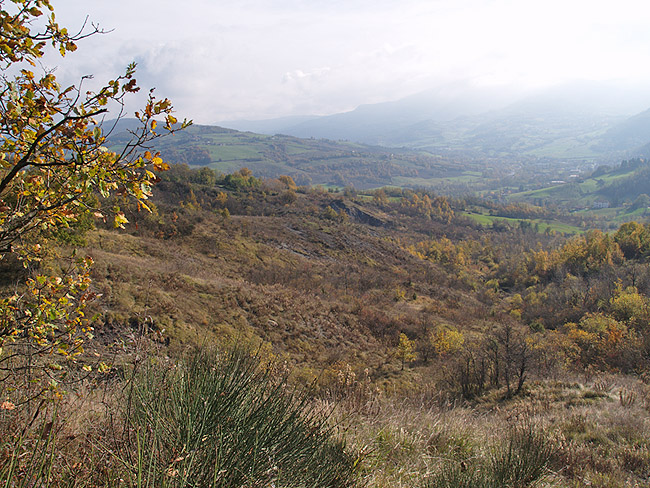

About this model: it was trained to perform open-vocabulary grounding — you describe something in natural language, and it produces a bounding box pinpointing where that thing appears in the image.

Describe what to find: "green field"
[462,212,583,235]
[392,171,483,188]
[510,165,640,207]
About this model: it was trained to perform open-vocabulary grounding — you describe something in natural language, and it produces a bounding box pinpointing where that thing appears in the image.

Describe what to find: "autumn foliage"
[0,0,188,393]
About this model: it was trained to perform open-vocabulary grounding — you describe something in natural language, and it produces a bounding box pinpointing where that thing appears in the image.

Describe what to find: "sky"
[47,0,650,124]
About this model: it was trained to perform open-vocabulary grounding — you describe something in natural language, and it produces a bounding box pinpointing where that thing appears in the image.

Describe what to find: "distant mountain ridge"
[597,108,650,152]
[220,81,650,162]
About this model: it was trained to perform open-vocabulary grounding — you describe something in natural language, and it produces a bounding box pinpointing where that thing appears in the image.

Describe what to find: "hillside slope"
[108,122,462,189]
[67,166,650,389]
[220,83,650,161]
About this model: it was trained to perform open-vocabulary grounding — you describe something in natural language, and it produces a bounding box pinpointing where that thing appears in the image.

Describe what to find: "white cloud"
[41,0,650,122]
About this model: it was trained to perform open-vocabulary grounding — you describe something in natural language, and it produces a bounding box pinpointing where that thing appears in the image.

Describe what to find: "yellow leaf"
[114,212,129,229]
[0,401,15,411]
[152,156,169,172]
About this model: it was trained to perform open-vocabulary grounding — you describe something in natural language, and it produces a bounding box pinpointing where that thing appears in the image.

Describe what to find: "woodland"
[4,1,650,488]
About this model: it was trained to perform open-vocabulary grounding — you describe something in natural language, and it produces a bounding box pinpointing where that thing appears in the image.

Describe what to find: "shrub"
[118,347,358,487]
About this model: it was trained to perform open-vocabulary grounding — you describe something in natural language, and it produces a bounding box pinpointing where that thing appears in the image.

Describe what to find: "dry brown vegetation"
[4,165,650,486]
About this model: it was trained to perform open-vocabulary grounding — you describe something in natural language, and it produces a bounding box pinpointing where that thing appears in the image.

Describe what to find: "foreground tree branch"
[0,0,190,398]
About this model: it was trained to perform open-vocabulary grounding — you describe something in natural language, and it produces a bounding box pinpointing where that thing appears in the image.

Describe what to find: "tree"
[630,193,650,211]
[0,0,188,398]
[419,324,464,363]
[431,326,465,357]
[614,221,650,259]
[278,175,297,190]
[491,322,532,397]
[396,332,416,370]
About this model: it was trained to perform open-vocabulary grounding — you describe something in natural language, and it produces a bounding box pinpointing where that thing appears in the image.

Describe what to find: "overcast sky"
[49,0,650,123]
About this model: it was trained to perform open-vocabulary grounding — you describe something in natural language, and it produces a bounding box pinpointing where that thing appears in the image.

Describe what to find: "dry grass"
[322,373,650,488]
[5,176,650,486]
[3,360,650,487]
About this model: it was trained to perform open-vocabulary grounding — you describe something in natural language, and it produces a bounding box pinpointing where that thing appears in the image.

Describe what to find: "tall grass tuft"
[118,347,358,487]
[0,410,57,488]
[425,422,555,488]
[489,423,555,486]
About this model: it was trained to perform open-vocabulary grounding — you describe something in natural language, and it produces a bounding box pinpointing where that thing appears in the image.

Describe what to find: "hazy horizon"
[49,0,650,124]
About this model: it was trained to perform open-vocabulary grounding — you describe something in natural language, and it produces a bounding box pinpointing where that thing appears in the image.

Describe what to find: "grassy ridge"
[109,124,464,189]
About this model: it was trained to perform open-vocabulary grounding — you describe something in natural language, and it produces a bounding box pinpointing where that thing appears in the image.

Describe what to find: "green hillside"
[510,159,650,223]
[110,123,464,189]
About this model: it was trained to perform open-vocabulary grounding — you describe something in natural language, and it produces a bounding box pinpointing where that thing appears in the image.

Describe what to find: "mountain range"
[220,81,650,162]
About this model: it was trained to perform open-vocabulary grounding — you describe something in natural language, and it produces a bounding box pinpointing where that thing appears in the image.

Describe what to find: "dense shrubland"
[93,162,650,384]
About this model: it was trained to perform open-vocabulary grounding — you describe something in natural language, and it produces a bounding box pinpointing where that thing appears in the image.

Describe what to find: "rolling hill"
[220,81,650,163]
[107,121,465,189]
[510,158,650,222]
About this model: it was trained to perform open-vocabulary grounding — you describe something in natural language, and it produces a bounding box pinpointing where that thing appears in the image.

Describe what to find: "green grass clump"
[121,347,358,488]
[425,423,555,488]
[1,415,57,488]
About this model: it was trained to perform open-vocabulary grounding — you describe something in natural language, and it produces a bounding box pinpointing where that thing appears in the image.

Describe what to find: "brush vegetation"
[4,2,650,485]
[5,163,650,486]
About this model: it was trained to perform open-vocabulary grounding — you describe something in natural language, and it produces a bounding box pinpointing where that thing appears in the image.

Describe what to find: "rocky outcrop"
[328,200,387,227]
